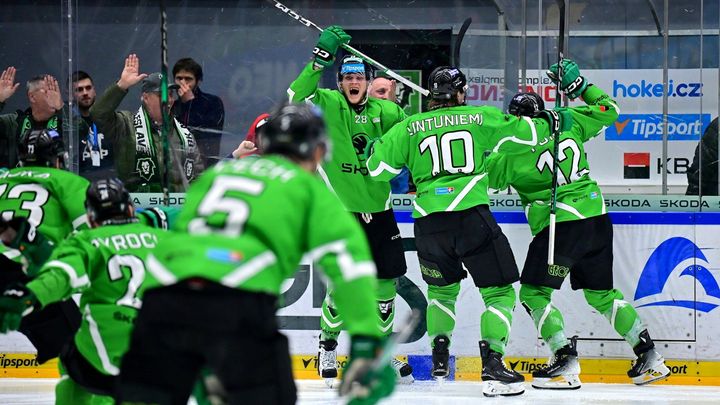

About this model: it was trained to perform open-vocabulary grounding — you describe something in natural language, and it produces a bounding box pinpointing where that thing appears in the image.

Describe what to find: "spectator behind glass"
[369,72,413,194]
[90,54,204,192]
[687,117,719,196]
[70,70,117,180]
[0,69,65,168]
[368,74,397,103]
[172,58,225,167]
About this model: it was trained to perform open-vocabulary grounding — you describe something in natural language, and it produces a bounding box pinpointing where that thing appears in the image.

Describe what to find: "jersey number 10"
[418,130,475,176]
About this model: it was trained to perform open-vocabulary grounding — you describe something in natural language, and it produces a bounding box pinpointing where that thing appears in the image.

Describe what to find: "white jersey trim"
[221,251,277,287]
[85,305,120,375]
[307,240,377,282]
[45,260,89,289]
[146,254,178,286]
[446,173,486,212]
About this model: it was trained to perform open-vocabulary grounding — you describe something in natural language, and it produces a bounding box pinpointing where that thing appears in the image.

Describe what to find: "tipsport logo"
[634,237,720,312]
[605,114,709,141]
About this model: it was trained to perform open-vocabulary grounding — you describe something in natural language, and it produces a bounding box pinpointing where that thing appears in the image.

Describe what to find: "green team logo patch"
[548,264,570,278]
[395,70,422,115]
[136,158,156,181]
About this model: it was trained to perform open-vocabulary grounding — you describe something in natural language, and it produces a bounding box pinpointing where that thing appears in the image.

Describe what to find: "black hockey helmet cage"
[18,129,67,168]
[259,102,328,161]
[508,92,545,117]
[85,178,135,225]
[428,66,467,100]
[337,55,374,83]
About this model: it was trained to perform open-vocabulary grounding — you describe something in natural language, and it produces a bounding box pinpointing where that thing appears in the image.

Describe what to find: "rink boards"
[2,202,720,386]
[1,352,718,386]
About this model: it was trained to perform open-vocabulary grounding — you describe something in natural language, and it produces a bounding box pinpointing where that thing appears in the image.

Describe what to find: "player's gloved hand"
[536,108,573,134]
[313,25,351,69]
[0,283,39,333]
[546,59,588,99]
[339,335,396,405]
[0,218,54,277]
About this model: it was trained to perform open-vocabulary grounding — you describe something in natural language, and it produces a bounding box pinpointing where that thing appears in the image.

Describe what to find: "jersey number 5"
[187,176,265,237]
[536,138,589,186]
[418,130,475,176]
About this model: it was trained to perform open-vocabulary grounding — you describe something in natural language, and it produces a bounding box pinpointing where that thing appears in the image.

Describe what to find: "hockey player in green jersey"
[116,103,396,405]
[366,66,573,397]
[0,128,89,365]
[288,25,412,383]
[486,59,670,389]
[0,178,167,405]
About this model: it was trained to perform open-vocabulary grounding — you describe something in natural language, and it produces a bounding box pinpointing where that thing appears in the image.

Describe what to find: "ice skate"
[480,340,525,397]
[532,335,581,389]
[318,338,339,388]
[628,330,670,385]
[391,358,415,384]
[431,335,450,381]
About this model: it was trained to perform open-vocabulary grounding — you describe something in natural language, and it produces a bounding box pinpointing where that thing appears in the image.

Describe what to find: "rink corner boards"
[2,352,718,386]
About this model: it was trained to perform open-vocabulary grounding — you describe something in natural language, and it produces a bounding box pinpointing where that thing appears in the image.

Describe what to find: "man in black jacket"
[172,58,225,167]
[687,117,719,196]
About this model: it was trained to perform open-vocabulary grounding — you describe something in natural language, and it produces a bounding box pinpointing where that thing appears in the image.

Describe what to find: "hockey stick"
[268,0,429,97]
[159,0,171,206]
[451,18,472,67]
[548,0,566,266]
[339,309,421,401]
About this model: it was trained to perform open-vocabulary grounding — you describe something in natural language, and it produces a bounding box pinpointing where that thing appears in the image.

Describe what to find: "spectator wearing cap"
[90,54,204,192]
[172,57,225,167]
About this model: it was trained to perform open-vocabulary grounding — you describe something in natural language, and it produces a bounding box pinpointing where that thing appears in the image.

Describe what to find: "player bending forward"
[367,66,572,397]
[115,103,396,405]
[487,59,671,389]
[0,178,167,404]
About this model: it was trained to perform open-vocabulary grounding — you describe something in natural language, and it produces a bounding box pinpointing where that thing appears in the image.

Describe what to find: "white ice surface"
[0,378,718,404]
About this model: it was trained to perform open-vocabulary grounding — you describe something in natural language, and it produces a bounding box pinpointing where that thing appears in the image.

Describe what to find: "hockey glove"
[339,335,396,405]
[546,59,588,100]
[313,25,351,69]
[0,218,54,277]
[536,108,573,134]
[0,283,39,333]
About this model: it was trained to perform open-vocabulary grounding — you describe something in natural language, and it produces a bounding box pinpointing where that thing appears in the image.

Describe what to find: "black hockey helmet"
[259,102,328,160]
[337,55,374,83]
[508,92,545,117]
[18,129,66,168]
[85,178,135,225]
[428,66,467,100]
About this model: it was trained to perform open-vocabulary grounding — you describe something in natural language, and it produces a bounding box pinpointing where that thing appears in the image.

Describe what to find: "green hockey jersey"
[367,104,557,217]
[288,62,406,213]
[0,167,90,243]
[486,85,620,235]
[145,155,381,337]
[26,222,166,376]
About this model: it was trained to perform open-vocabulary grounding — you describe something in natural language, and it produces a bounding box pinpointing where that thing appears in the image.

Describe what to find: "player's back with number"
[174,154,354,288]
[370,102,553,217]
[33,222,164,373]
[0,167,89,243]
